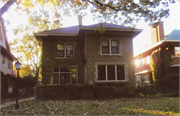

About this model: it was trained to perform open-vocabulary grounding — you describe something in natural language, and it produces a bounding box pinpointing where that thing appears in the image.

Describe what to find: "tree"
[9,10,61,78]
[1,0,179,26]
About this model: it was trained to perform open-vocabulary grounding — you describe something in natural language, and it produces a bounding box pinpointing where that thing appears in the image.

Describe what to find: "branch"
[0,0,17,17]
[85,0,122,12]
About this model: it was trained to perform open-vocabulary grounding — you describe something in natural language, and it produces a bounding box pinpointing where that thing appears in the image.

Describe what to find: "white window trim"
[52,66,78,84]
[94,62,128,82]
[100,37,123,56]
[56,43,75,59]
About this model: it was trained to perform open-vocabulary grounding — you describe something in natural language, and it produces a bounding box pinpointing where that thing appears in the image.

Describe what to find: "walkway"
[0,97,35,109]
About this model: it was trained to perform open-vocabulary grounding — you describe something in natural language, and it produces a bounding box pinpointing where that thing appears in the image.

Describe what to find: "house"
[34,20,142,86]
[134,20,180,85]
[0,17,16,97]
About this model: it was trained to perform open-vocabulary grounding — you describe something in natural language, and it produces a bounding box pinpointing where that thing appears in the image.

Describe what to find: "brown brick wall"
[150,21,164,45]
[41,37,85,85]
[85,34,136,86]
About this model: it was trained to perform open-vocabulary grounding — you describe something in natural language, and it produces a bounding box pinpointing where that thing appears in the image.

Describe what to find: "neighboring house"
[0,18,16,97]
[34,21,142,86]
[134,20,180,85]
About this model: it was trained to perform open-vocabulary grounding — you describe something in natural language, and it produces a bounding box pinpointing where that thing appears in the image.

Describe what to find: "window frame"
[0,27,4,41]
[2,54,5,63]
[100,37,122,56]
[95,62,128,82]
[8,59,12,70]
[52,67,78,85]
[57,43,74,58]
[174,46,180,57]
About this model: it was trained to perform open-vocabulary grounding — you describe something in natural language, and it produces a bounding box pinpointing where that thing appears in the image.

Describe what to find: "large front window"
[96,62,127,82]
[57,44,73,58]
[53,67,77,84]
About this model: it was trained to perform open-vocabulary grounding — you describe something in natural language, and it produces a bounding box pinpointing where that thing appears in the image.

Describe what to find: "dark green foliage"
[94,83,136,98]
[19,75,37,88]
[34,83,137,99]
[150,46,179,93]
[136,85,157,97]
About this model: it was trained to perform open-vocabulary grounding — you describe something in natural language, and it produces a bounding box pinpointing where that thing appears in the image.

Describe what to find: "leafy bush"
[136,85,157,97]
[34,83,137,99]
[94,83,136,98]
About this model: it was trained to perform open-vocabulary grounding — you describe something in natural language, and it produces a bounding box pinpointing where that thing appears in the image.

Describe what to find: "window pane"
[102,40,109,46]
[66,50,73,57]
[53,73,59,84]
[72,73,76,84]
[60,68,70,72]
[67,44,73,50]
[175,47,180,56]
[102,46,109,53]
[71,68,76,72]
[57,51,64,57]
[54,68,59,72]
[117,65,125,80]
[98,65,106,80]
[111,40,118,46]
[111,47,119,54]
[60,74,70,84]
[57,44,64,50]
[107,65,115,80]
[2,54,5,63]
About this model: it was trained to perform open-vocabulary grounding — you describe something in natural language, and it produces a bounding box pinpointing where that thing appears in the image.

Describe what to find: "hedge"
[34,83,137,99]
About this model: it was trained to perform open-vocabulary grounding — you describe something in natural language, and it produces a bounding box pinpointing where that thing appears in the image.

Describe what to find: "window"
[53,67,77,84]
[8,59,12,69]
[57,44,73,58]
[101,38,121,55]
[8,78,13,93]
[147,56,150,64]
[96,62,127,82]
[174,47,180,56]
[2,54,5,63]
[0,27,3,41]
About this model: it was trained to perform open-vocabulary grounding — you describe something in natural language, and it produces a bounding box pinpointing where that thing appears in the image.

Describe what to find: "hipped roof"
[134,29,180,57]
[34,23,142,40]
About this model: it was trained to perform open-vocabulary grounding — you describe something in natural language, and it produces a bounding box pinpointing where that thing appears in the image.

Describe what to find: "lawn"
[1,97,179,115]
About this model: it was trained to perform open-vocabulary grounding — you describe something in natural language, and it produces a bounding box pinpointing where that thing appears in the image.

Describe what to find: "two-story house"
[34,21,142,86]
[0,17,16,97]
[134,20,180,85]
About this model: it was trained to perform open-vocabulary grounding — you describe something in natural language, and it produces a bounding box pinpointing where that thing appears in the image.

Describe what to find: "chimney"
[150,20,164,45]
[78,15,82,26]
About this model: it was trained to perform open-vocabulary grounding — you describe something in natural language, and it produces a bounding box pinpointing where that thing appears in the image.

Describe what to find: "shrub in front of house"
[34,83,137,99]
[94,83,137,98]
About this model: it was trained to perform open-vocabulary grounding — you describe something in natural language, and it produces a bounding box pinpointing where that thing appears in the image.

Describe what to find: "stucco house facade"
[134,21,180,85]
[34,23,142,86]
[0,17,16,97]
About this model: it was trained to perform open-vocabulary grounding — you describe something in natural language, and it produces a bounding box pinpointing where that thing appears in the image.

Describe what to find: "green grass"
[1,97,179,115]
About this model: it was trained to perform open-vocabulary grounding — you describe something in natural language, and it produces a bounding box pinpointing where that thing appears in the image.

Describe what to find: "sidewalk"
[0,97,35,109]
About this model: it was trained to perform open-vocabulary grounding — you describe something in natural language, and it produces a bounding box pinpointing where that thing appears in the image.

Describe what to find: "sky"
[2,1,180,55]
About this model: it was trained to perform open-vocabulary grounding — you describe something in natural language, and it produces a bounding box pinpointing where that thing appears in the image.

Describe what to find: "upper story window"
[174,47,180,56]
[0,27,3,41]
[95,62,128,82]
[53,67,77,84]
[8,59,12,69]
[57,44,73,58]
[101,38,122,56]
[2,54,5,63]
